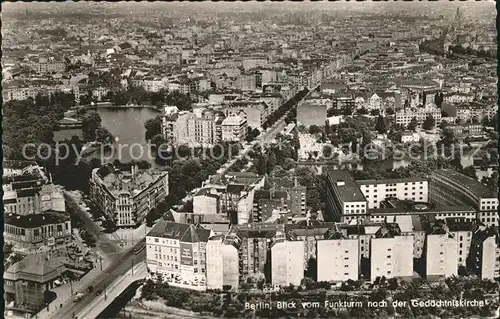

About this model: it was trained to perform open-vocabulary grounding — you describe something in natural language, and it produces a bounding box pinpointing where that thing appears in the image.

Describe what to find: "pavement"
[31,192,142,319]
[36,247,146,319]
[76,263,147,319]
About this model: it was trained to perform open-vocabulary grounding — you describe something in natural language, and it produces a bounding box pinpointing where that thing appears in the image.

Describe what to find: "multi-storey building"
[395,105,442,127]
[252,178,308,223]
[221,114,247,142]
[193,172,265,224]
[206,234,240,290]
[4,211,72,253]
[425,231,458,280]
[357,177,428,209]
[326,170,368,222]
[446,218,475,267]
[2,163,64,215]
[317,234,359,282]
[370,225,414,282]
[430,169,498,227]
[89,164,169,227]
[270,232,305,287]
[32,57,66,74]
[467,225,498,280]
[146,219,212,291]
[285,221,338,264]
[162,109,246,146]
[445,124,483,137]
[225,100,269,129]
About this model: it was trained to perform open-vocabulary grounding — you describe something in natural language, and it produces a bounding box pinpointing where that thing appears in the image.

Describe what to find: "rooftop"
[95,164,167,197]
[5,211,70,228]
[4,254,66,284]
[148,219,211,243]
[327,170,366,203]
[432,169,496,199]
[357,177,427,186]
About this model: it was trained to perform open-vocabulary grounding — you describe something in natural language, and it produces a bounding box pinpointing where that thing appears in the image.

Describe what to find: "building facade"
[146,219,212,291]
[90,164,169,227]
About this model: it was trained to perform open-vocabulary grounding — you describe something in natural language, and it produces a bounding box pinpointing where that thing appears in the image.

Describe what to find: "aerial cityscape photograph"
[1,1,499,319]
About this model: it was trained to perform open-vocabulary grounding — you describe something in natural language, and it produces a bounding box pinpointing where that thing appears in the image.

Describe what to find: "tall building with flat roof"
[271,233,305,287]
[446,218,476,267]
[370,225,413,282]
[326,170,367,222]
[317,233,359,282]
[206,235,239,290]
[467,225,498,280]
[425,232,458,280]
[357,177,428,209]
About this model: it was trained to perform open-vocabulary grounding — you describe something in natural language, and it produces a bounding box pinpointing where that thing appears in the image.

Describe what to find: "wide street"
[64,192,121,258]
[42,244,146,319]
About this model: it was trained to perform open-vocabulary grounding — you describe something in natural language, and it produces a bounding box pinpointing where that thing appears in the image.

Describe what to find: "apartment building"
[252,180,308,223]
[146,219,212,291]
[317,234,359,282]
[370,225,414,282]
[194,172,265,224]
[425,232,458,280]
[285,221,339,264]
[225,100,269,129]
[467,225,498,280]
[395,105,442,126]
[32,57,66,74]
[3,163,64,215]
[4,211,72,253]
[430,169,498,227]
[445,124,483,137]
[271,233,305,287]
[446,218,475,267]
[326,170,368,222]
[221,114,247,142]
[206,235,239,290]
[267,176,307,218]
[90,164,169,227]
[357,177,428,209]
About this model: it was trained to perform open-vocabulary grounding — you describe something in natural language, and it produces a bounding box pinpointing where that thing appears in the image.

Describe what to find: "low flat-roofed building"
[430,169,498,227]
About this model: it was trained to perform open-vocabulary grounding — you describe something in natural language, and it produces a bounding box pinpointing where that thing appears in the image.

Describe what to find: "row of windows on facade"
[155,262,206,273]
[364,186,425,193]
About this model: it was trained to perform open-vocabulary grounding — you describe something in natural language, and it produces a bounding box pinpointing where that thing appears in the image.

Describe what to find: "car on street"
[73,292,85,302]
